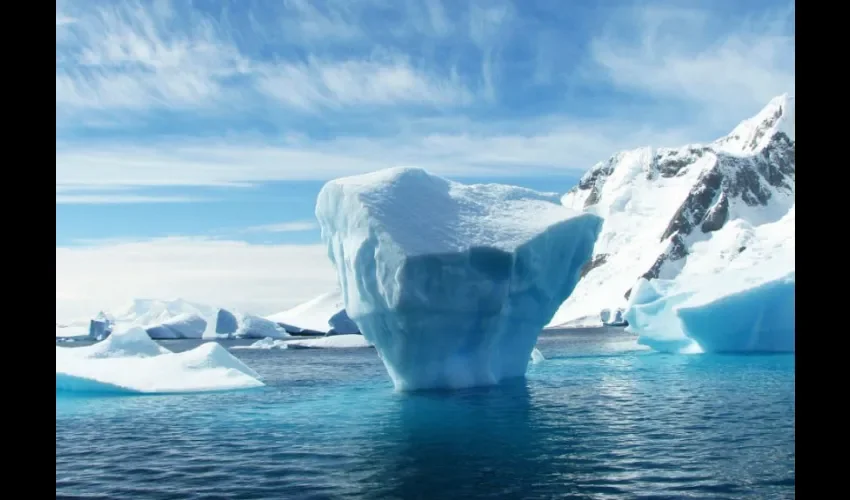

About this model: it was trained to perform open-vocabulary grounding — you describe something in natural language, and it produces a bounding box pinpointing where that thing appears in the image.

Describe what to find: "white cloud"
[255,55,472,111]
[55,194,206,204]
[55,1,471,117]
[56,238,338,323]
[242,221,318,233]
[56,120,700,189]
[588,4,795,126]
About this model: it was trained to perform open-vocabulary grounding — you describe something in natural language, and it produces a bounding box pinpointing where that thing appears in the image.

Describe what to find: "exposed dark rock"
[641,234,688,281]
[701,193,729,233]
[637,131,794,289]
[575,156,618,208]
[747,106,783,151]
[579,253,608,279]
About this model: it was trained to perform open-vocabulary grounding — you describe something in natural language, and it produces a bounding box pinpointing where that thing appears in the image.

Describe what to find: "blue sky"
[55,0,795,321]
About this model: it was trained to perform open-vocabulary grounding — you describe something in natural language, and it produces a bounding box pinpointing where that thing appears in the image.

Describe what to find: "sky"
[55,0,795,322]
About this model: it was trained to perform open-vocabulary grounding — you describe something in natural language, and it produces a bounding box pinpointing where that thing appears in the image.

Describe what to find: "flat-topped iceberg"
[316,167,602,391]
[56,326,264,394]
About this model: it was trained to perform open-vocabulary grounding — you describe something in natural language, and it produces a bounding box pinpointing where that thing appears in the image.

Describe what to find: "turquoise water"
[56,329,795,499]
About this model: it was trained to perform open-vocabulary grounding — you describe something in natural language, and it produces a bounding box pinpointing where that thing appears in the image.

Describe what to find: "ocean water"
[56,329,795,499]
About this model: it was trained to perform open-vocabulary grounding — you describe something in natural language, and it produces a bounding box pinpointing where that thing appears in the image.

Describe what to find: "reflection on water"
[56,329,795,499]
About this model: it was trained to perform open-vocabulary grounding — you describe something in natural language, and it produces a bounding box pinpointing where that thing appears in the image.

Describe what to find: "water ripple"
[57,330,794,499]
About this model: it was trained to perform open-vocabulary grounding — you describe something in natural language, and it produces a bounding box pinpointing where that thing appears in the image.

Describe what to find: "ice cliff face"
[549,94,795,327]
[316,167,602,391]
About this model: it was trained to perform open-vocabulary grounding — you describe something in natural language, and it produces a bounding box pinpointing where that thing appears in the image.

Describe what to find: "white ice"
[80,299,288,340]
[266,289,358,334]
[56,326,264,394]
[547,94,795,328]
[285,334,372,349]
[624,207,795,353]
[316,167,602,391]
[530,348,545,364]
[232,334,372,350]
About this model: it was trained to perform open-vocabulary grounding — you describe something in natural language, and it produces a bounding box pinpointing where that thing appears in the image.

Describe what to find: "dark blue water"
[56,329,795,499]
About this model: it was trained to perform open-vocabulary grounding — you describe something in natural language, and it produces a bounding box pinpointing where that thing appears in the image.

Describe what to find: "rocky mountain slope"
[547,94,795,328]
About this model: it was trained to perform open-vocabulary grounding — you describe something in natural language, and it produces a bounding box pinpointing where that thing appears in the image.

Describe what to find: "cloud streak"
[242,221,319,233]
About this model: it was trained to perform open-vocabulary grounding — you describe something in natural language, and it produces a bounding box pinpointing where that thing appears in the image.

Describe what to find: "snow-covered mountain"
[547,94,795,328]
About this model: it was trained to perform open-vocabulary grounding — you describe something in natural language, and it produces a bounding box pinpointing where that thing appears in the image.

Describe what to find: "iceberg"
[315,167,602,391]
[56,326,264,394]
[267,289,358,335]
[285,334,372,349]
[625,269,795,353]
[530,348,545,364]
[145,313,208,339]
[233,314,290,339]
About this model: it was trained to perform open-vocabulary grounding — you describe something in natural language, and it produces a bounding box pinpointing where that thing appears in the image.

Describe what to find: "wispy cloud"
[255,55,472,112]
[56,237,338,322]
[242,221,318,233]
[587,4,795,127]
[55,194,206,204]
[56,0,795,197]
[55,0,474,119]
[56,121,697,190]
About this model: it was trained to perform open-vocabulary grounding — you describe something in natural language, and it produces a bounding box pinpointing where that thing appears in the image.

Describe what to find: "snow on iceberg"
[315,167,602,391]
[56,326,264,394]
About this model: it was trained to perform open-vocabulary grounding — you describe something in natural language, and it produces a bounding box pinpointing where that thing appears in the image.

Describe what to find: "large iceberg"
[56,326,264,394]
[315,167,602,391]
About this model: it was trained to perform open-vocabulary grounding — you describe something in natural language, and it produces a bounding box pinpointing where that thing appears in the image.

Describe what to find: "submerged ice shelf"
[316,167,602,391]
[56,326,264,394]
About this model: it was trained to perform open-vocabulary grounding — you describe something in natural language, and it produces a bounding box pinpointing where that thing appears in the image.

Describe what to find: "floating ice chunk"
[56,327,263,394]
[146,313,207,339]
[284,334,372,349]
[59,325,171,359]
[231,337,289,350]
[677,271,795,353]
[530,348,545,364]
[234,315,289,339]
[316,167,602,390]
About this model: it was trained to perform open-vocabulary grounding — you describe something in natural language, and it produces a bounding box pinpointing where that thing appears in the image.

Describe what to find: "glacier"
[315,167,602,391]
[56,326,264,394]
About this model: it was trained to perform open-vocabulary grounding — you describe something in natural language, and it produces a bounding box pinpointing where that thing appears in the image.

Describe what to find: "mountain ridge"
[548,94,795,327]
